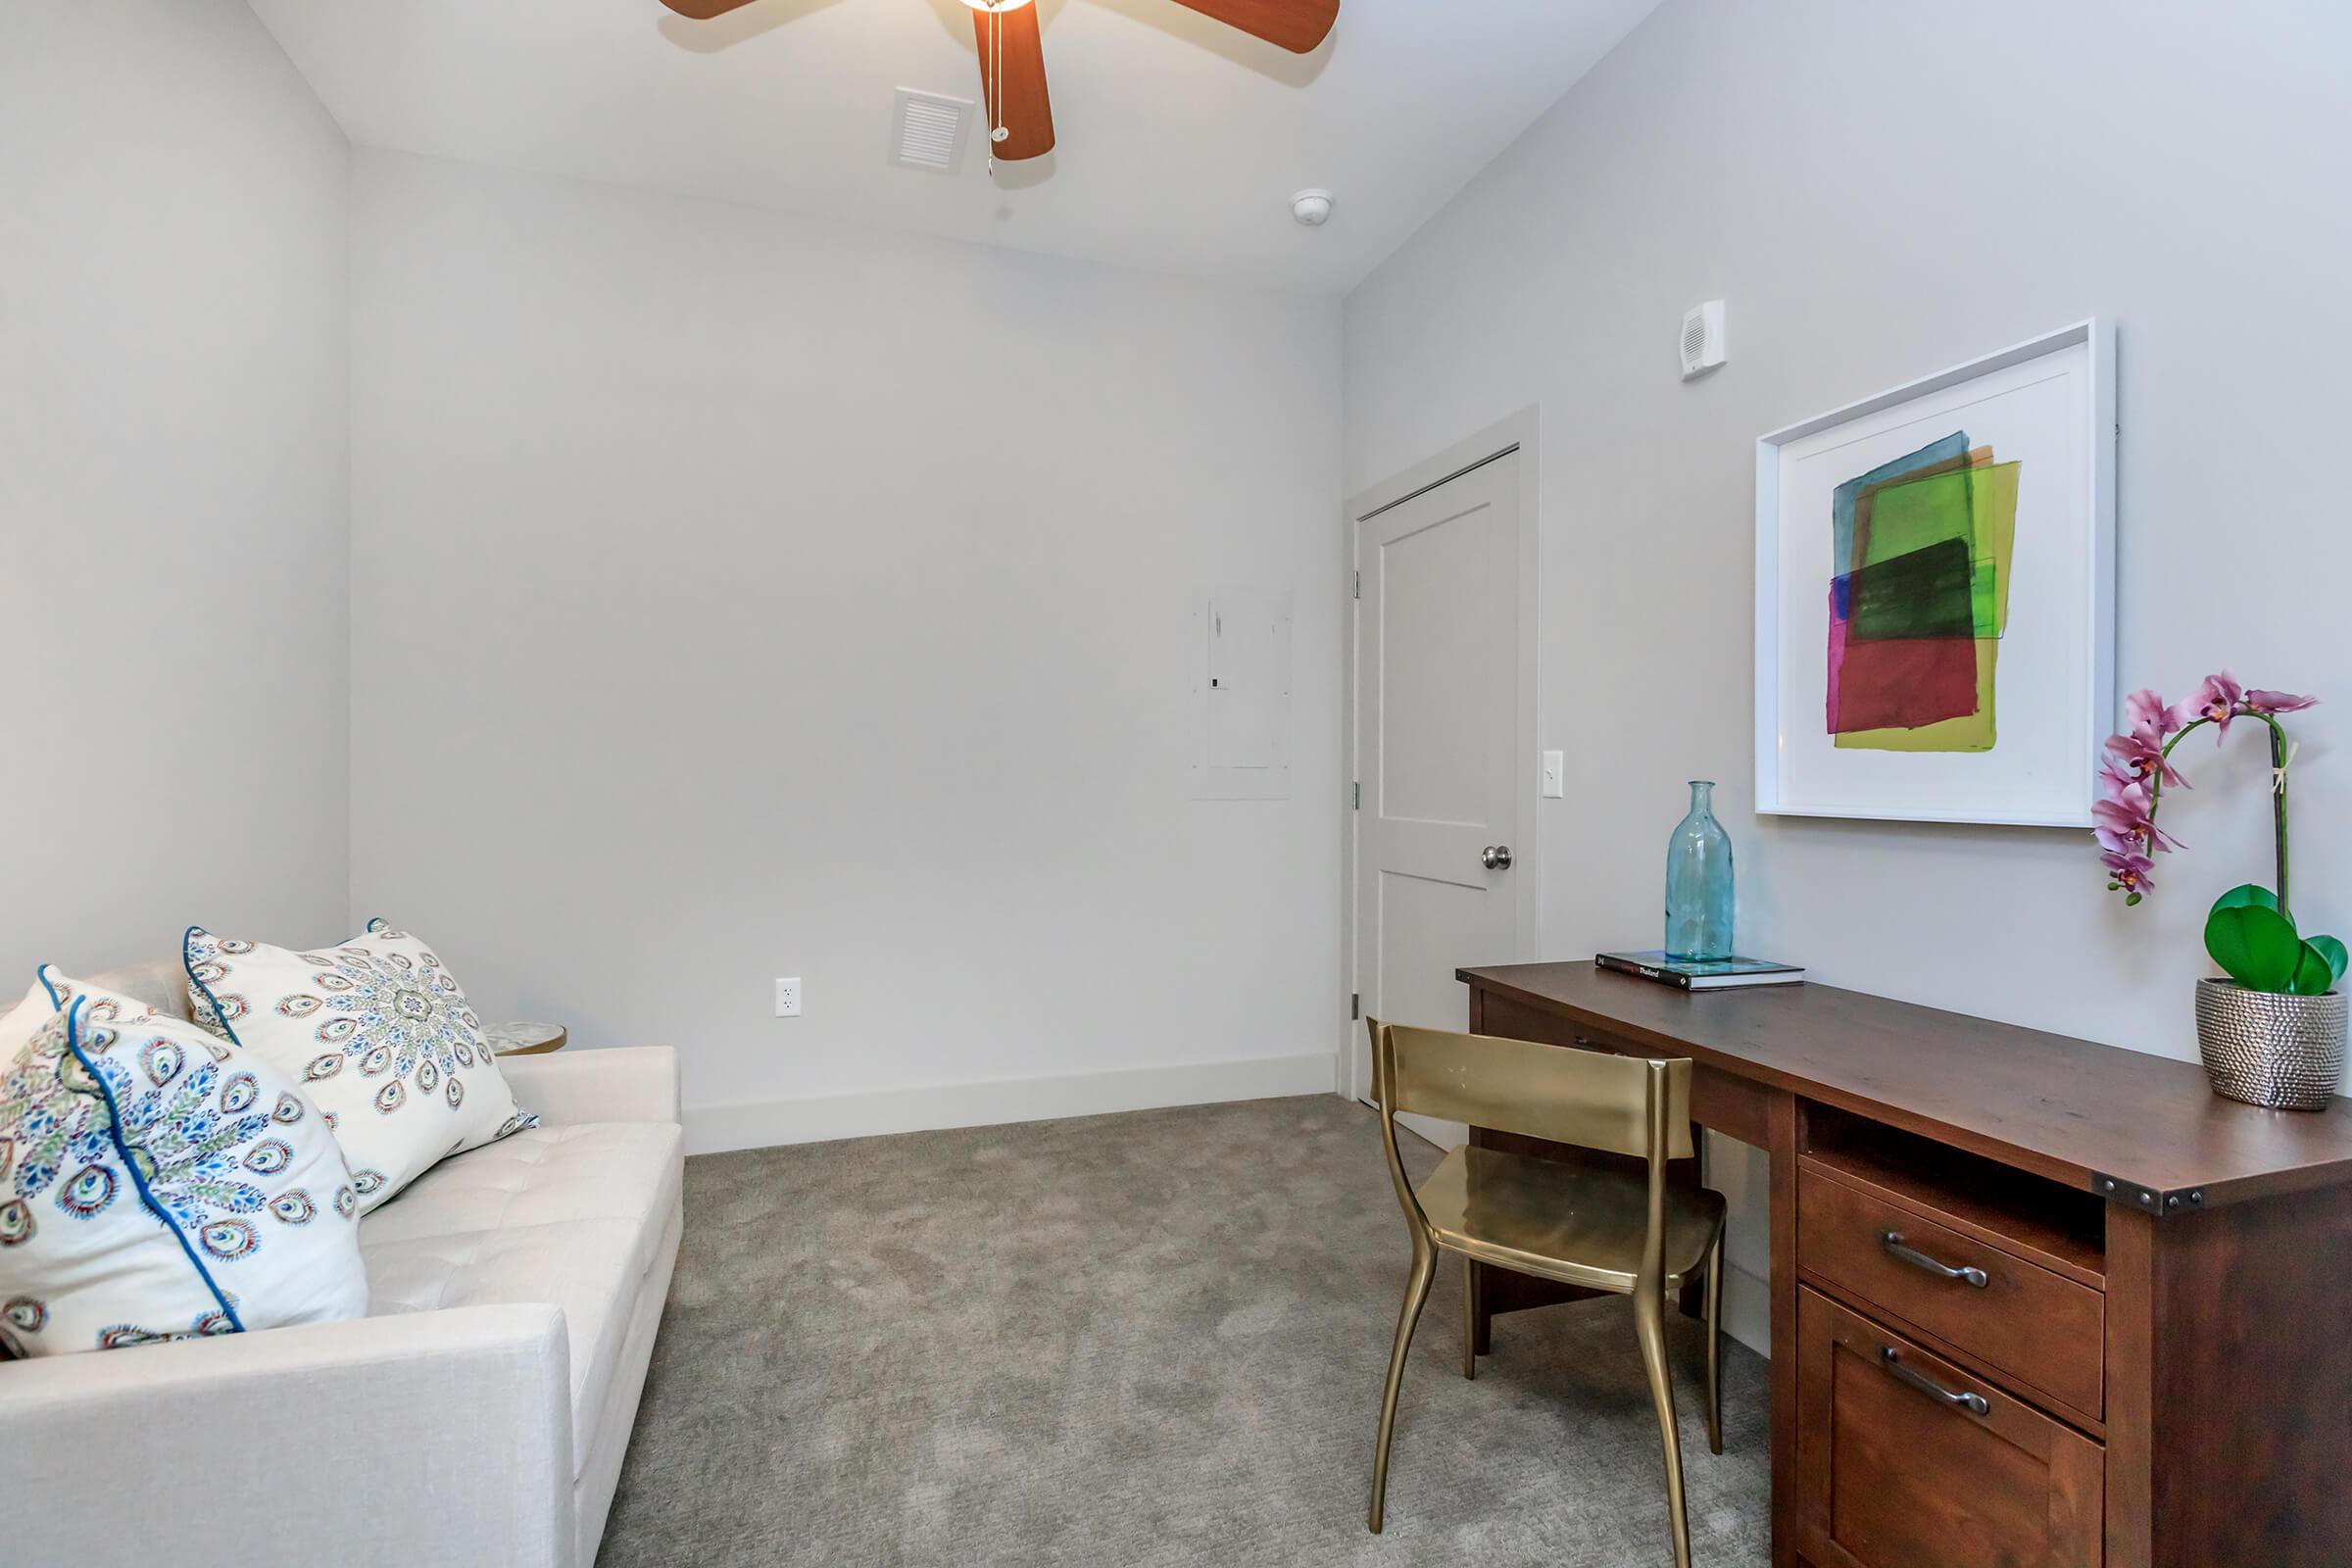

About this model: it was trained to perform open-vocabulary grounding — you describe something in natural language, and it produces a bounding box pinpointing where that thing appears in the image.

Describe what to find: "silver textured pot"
[2195,978,2349,1110]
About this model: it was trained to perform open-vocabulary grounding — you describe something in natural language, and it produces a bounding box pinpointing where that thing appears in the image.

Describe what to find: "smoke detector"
[1289,188,1335,227]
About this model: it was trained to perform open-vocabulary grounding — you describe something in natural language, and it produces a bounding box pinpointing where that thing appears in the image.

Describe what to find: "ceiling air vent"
[891,88,974,175]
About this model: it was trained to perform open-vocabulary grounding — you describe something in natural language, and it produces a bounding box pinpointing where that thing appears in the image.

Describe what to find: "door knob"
[1481,845,1513,870]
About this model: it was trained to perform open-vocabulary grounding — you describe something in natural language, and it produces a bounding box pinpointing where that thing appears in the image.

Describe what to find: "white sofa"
[0,958,683,1568]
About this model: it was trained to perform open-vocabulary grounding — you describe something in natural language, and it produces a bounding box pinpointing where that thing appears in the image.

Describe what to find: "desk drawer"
[1796,1289,2103,1568]
[1799,1166,2103,1419]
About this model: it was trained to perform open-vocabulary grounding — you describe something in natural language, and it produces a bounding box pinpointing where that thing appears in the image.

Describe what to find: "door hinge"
[1352,569,1360,600]
[1350,992,1360,1020]
[1352,781,1360,809]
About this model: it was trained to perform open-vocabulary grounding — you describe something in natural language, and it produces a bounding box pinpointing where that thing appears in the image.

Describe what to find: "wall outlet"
[774,978,803,1018]
[1541,751,1565,799]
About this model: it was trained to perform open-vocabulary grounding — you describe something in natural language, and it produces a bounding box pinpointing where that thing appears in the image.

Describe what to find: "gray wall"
[350,151,1345,1150]
[1344,0,2352,1335]
[0,0,352,980]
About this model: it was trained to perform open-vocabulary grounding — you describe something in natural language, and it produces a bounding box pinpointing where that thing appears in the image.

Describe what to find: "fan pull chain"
[988,2,1009,172]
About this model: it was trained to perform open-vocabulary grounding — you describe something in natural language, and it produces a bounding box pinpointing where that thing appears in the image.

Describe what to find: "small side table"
[484,1021,567,1057]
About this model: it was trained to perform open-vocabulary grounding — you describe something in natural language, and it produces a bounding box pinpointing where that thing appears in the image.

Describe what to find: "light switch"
[1541,751,1564,798]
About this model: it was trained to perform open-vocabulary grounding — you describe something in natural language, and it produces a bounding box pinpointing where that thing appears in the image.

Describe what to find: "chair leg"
[1459,1254,1479,1380]
[1703,1231,1725,1456]
[1368,1235,1437,1535]
[1634,1283,1693,1568]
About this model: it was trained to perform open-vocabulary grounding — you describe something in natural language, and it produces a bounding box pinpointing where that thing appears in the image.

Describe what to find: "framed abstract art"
[1754,320,2116,825]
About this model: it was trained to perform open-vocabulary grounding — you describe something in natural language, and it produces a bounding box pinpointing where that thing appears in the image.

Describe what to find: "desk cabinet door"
[1796,1289,2102,1568]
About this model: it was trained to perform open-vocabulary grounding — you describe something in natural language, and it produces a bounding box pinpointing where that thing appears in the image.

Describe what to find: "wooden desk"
[1460,961,2352,1568]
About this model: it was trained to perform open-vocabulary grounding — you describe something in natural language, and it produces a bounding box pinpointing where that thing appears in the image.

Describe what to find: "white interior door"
[1351,451,1526,1146]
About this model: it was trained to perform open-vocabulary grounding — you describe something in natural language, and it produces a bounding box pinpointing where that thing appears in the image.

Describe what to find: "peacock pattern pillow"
[0,999,367,1356]
[0,967,157,1067]
[184,921,534,1213]
[32,965,162,1026]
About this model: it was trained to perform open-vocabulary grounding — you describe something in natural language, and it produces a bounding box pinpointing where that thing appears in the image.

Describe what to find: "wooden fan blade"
[659,0,763,17]
[1164,0,1338,53]
[971,4,1055,161]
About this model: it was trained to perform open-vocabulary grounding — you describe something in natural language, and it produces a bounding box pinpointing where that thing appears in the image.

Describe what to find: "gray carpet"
[599,1096,1770,1567]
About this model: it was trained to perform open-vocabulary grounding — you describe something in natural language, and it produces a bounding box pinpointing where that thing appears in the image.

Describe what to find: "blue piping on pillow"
[35,963,64,1011]
[183,919,391,1045]
[60,998,245,1334]
[182,922,383,1044]
[180,925,243,1049]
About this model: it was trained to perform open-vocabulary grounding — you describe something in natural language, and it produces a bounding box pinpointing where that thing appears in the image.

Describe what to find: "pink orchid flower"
[2245,688,2319,715]
[2177,670,2245,740]
[2092,784,2180,856]
[2093,672,2317,906]
[2101,849,2156,899]
[2102,730,2189,792]
[2092,816,2138,857]
[2124,688,2178,739]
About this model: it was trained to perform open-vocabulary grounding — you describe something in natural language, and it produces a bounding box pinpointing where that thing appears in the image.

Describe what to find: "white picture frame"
[1754,320,2116,826]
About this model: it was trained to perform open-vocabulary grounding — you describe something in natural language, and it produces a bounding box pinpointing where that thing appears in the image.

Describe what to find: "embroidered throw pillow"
[0,999,367,1356]
[32,965,163,1025]
[0,966,165,1140]
[183,921,534,1212]
[0,982,53,1062]
[0,966,157,1062]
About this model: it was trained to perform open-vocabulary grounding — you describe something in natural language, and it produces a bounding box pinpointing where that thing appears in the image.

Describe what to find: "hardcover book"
[1594,952,1805,992]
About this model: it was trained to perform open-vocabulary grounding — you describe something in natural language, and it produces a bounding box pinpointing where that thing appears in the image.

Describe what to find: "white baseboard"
[684,1051,1341,1155]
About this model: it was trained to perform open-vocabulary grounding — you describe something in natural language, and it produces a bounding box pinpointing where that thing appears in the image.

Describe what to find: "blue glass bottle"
[1664,779,1735,961]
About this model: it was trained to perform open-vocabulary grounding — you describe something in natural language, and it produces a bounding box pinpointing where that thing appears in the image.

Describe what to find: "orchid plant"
[2096,672,2345,996]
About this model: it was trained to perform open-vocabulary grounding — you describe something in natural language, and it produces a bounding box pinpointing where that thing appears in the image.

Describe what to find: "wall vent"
[891,88,974,174]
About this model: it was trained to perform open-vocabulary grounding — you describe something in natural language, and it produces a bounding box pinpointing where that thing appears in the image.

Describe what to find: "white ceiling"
[245,0,1660,294]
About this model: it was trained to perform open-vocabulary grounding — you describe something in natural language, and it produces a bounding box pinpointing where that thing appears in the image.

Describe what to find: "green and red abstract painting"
[1826,431,2021,752]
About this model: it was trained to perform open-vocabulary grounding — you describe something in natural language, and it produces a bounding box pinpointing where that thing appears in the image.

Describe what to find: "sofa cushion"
[362,1217,641,1480]
[362,1123,683,1279]
[0,1002,367,1356]
[357,1122,682,1479]
[183,921,534,1213]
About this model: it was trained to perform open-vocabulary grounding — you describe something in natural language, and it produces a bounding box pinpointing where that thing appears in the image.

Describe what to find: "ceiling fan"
[655,0,1340,162]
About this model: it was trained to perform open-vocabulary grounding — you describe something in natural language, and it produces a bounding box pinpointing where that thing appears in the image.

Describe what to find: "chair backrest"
[1375,1020,1693,1161]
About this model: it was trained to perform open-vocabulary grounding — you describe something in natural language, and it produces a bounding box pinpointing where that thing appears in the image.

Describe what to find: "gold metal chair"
[1365,1019,1727,1567]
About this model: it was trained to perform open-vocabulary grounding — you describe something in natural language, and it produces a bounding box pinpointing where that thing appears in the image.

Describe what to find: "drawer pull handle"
[1880,1347,1990,1417]
[1881,1229,1988,1288]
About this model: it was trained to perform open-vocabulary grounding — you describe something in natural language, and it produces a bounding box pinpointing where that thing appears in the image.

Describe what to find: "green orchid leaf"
[2206,904,2305,993]
[2210,884,2284,918]
[2290,942,2340,996]
[2309,934,2349,989]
